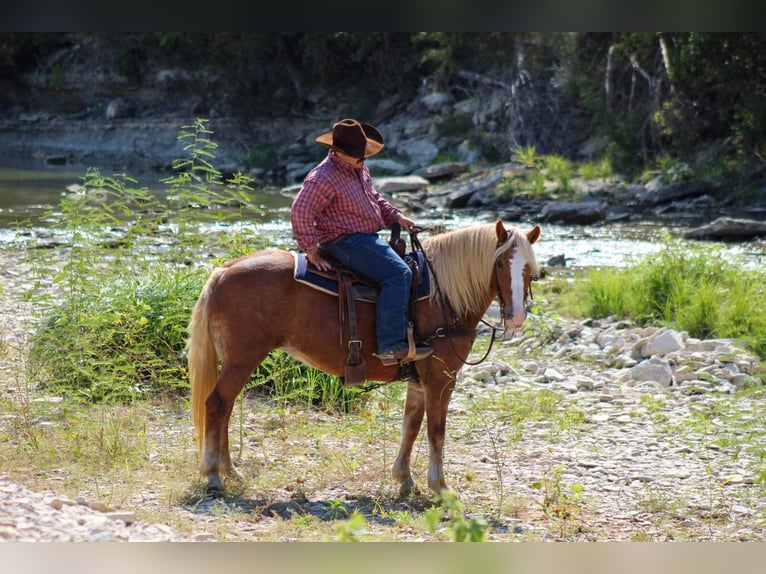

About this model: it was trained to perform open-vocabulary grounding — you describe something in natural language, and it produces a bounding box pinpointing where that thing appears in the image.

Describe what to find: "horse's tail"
[186,266,225,458]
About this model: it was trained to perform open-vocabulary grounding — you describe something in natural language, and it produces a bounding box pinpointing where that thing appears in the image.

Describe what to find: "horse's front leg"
[424,376,456,494]
[393,380,425,497]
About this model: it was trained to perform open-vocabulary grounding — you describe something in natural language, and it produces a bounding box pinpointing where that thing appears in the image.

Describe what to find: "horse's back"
[221,247,294,273]
[205,249,295,312]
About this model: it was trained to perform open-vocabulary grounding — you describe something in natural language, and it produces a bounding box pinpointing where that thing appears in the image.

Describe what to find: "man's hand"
[307,251,332,272]
[397,215,418,233]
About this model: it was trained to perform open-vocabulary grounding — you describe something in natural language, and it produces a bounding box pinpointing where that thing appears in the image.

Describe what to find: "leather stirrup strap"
[343,273,362,365]
[342,274,365,384]
[338,271,345,347]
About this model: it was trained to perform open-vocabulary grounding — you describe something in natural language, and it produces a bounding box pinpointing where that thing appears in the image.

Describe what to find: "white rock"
[542,366,567,382]
[374,175,430,194]
[673,365,697,382]
[642,329,685,357]
[614,354,637,368]
[631,357,673,387]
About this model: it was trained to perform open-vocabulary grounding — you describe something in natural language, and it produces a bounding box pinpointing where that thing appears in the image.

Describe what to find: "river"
[1,163,764,270]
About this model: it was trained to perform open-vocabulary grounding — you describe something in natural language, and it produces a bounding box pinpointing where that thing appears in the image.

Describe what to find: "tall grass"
[576,242,766,358]
[24,118,352,408]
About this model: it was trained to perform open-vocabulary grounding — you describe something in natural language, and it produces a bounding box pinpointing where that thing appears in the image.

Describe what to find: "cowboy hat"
[315,118,384,159]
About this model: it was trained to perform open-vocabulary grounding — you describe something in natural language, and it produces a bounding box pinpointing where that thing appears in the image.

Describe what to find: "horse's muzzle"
[504,307,527,333]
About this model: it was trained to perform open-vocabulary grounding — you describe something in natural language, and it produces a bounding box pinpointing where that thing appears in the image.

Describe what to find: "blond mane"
[422,223,540,317]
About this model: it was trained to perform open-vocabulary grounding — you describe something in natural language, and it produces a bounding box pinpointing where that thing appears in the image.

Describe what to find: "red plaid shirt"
[291,152,403,255]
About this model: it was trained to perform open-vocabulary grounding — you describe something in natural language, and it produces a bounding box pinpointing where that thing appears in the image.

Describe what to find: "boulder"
[639,179,708,205]
[539,201,605,224]
[630,357,674,387]
[424,170,504,209]
[413,162,469,181]
[394,139,439,167]
[683,217,766,241]
[374,175,430,194]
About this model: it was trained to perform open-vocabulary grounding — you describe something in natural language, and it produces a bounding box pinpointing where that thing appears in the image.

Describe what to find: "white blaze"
[506,247,527,332]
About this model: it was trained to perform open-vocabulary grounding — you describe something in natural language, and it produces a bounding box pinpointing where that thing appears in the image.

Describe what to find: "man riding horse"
[290,118,433,366]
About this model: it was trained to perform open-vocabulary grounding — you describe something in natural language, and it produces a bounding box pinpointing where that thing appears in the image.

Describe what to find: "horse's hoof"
[398,478,417,498]
[428,481,450,495]
[205,475,224,495]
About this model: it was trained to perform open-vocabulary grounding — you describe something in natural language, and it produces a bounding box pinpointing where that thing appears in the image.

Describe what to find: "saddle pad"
[292,251,431,302]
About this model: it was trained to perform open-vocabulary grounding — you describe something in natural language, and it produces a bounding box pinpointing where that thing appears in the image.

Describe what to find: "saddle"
[292,227,430,386]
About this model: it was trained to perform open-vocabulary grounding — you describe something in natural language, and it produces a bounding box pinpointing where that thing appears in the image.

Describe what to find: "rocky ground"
[1,243,764,542]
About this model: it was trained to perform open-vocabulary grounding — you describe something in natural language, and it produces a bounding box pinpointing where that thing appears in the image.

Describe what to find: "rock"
[365,158,409,174]
[0,476,186,541]
[639,179,708,205]
[673,365,697,382]
[613,354,637,368]
[539,201,605,224]
[641,329,685,357]
[412,162,469,181]
[546,254,566,267]
[105,98,135,120]
[393,139,439,167]
[683,217,766,241]
[425,170,504,209]
[106,511,138,525]
[542,366,567,382]
[374,175,430,194]
[630,357,674,387]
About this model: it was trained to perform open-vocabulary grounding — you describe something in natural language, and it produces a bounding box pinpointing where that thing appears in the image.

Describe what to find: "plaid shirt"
[291,151,402,255]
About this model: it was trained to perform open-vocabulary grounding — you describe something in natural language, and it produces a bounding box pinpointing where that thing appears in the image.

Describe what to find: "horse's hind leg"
[393,381,425,497]
[202,361,255,492]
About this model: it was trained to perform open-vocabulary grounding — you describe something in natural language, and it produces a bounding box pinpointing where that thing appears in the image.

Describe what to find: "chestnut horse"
[187,220,541,496]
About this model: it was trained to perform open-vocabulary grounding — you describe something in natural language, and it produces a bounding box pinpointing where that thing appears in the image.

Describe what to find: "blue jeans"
[324,233,411,354]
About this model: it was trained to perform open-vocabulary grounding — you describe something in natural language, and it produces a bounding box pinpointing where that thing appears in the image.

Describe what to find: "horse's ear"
[495,220,508,243]
[526,225,541,245]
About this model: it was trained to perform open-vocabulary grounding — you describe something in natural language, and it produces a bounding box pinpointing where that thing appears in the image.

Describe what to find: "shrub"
[30,267,206,401]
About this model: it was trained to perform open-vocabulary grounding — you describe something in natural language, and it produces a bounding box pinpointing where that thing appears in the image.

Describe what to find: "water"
[1,163,764,269]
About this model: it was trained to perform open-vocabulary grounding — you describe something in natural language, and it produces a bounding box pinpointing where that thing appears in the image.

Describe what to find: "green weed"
[426,490,488,542]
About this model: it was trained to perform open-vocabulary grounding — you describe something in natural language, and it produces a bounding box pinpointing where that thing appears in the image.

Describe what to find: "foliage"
[425,490,488,542]
[29,267,206,401]
[332,512,368,542]
[577,157,612,180]
[574,241,766,358]
[513,145,540,167]
[542,155,574,195]
[566,32,766,173]
[531,464,585,522]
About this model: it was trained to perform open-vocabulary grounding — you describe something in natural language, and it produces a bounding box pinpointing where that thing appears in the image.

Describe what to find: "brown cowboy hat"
[315,118,384,159]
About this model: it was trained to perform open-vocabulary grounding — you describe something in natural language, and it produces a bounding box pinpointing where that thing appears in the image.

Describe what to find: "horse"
[187,220,541,496]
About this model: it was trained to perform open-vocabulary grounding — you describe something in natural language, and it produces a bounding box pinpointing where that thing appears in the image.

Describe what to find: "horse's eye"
[496,261,504,269]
